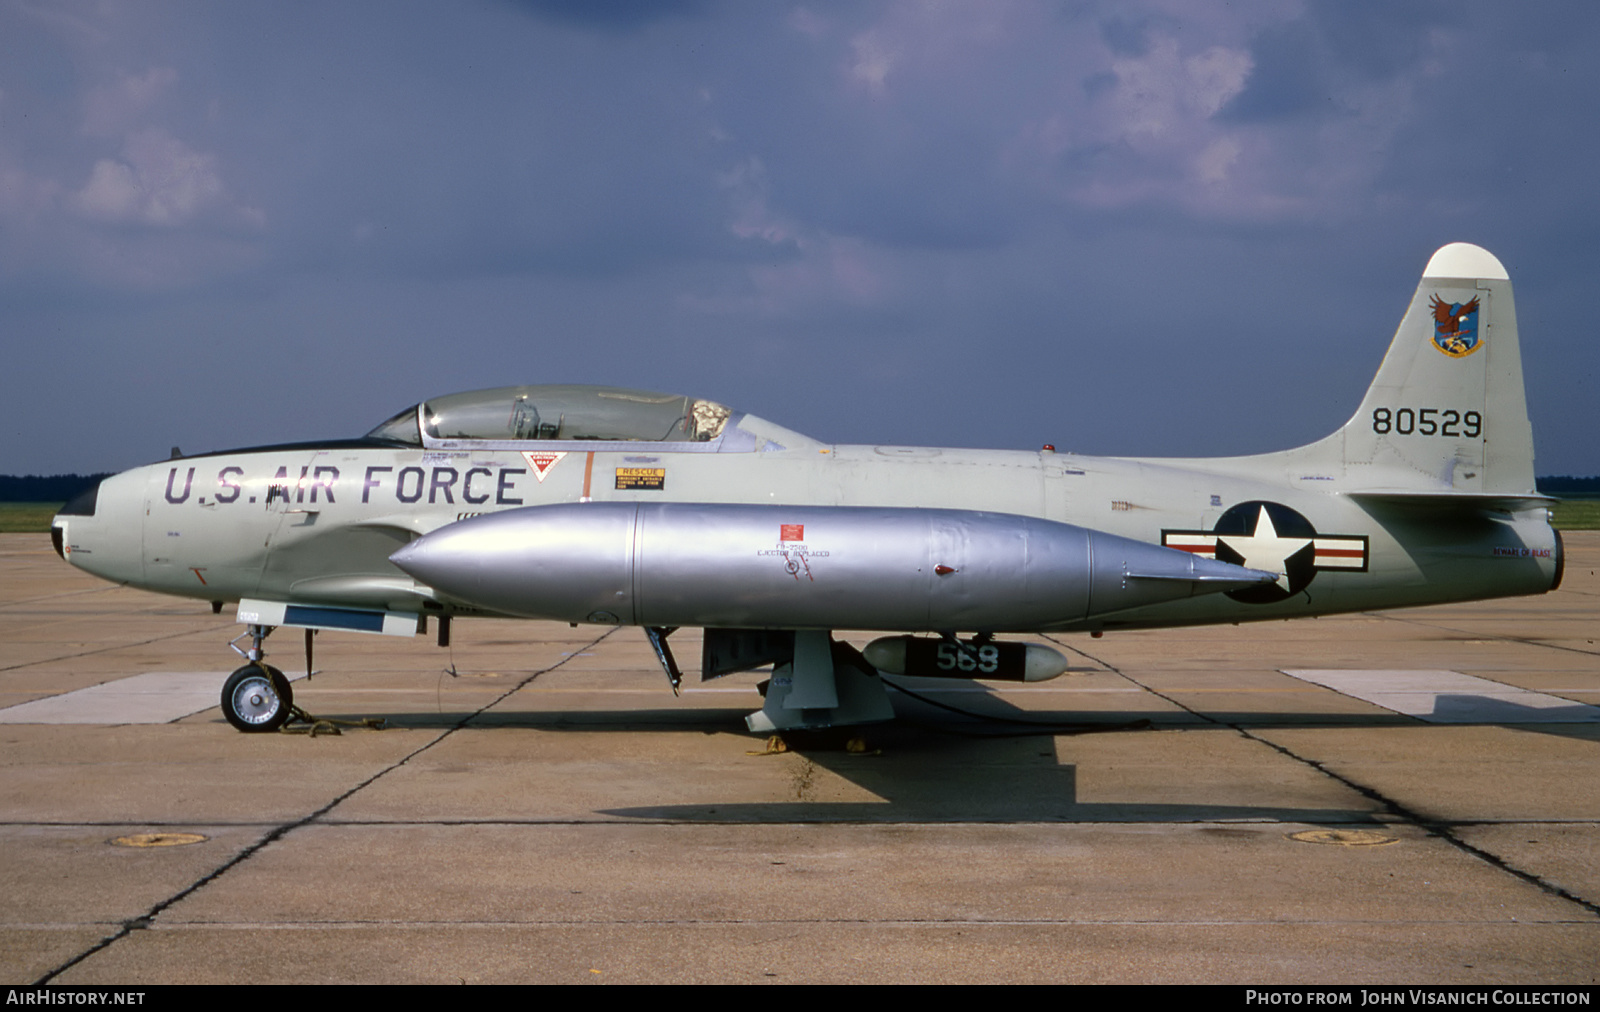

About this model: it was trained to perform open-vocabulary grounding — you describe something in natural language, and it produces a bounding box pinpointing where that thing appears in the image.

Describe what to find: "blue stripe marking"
[283,605,386,632]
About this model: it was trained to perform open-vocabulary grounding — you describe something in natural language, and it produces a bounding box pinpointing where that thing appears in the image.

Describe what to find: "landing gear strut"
[746,631,894,734]
[221,624,294,733]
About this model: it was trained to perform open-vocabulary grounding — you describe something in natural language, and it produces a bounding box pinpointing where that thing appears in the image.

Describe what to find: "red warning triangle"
[521,450,567,483]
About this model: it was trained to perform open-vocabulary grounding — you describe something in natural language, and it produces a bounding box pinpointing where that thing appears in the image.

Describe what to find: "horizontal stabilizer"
[1345,491,1555,511]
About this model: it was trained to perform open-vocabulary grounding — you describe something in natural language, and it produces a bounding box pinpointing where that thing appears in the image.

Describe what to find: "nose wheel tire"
[221,664,293,733]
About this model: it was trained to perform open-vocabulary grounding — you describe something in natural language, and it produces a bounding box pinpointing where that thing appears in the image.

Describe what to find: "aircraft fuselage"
[56,436,1561,633]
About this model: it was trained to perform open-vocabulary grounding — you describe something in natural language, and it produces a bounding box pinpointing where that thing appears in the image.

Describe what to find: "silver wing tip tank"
[387,502,1278,632]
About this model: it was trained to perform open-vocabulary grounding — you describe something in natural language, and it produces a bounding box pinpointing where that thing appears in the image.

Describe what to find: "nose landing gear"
[221,663,293,732]
[221,624,294,733]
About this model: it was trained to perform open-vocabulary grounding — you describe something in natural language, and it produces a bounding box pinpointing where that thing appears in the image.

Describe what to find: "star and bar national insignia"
[1162,500,1368,604]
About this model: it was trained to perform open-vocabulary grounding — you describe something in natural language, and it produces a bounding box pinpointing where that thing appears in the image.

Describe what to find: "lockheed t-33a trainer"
[52,244,1563,735]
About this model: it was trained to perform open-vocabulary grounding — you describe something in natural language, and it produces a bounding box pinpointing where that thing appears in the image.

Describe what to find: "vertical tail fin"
[1308,243,1536,494]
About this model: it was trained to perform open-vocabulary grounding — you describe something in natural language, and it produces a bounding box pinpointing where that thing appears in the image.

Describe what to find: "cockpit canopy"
[366,385,733,446]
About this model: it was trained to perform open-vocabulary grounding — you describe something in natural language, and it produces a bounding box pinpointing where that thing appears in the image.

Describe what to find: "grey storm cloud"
[0,0,1595,477]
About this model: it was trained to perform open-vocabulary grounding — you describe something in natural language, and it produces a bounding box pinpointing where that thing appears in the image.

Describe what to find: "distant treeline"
[0,474,114,502]
[1537,476,1600,496]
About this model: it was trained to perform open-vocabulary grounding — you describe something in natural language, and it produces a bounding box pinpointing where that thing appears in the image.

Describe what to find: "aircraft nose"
[52,470,145,583]
[51,478,104,560]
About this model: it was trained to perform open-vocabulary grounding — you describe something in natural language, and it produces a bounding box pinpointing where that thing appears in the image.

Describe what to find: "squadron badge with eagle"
[1430,294,1482,357]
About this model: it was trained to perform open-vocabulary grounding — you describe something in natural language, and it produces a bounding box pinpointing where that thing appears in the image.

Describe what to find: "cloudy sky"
[2,1,1595,477]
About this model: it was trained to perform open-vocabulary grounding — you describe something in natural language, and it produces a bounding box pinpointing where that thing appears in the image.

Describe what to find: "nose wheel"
[221,663,294,733]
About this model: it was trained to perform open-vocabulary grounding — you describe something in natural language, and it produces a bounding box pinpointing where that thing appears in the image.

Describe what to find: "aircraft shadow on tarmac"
[312,682,1599,825]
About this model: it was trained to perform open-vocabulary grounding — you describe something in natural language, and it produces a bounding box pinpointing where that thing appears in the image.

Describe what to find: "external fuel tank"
[389,502,1274,631]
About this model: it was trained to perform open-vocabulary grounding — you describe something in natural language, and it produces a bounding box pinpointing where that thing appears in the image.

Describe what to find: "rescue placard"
[615,467,666,491]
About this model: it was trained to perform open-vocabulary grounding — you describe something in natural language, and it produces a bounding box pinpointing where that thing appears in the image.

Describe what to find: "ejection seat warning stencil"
[615,467,666,490]
[522,451,567,482]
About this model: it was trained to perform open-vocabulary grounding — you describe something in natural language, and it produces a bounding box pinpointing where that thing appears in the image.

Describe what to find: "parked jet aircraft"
[52,243,1562,734]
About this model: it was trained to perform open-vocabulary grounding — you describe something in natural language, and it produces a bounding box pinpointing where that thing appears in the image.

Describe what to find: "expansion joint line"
[34,627,620,985]
[1044,635,1600,922]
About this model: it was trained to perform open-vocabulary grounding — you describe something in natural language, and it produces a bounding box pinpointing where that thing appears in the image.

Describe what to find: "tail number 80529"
[1372,408,1481,438]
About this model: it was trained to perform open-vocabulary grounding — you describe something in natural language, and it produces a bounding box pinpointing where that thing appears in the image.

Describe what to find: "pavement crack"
[32,627,619,985]
[1048,637,1600,923]
[0,621,235,674]
[0,585,121,610]
[1357,611,1600,658]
